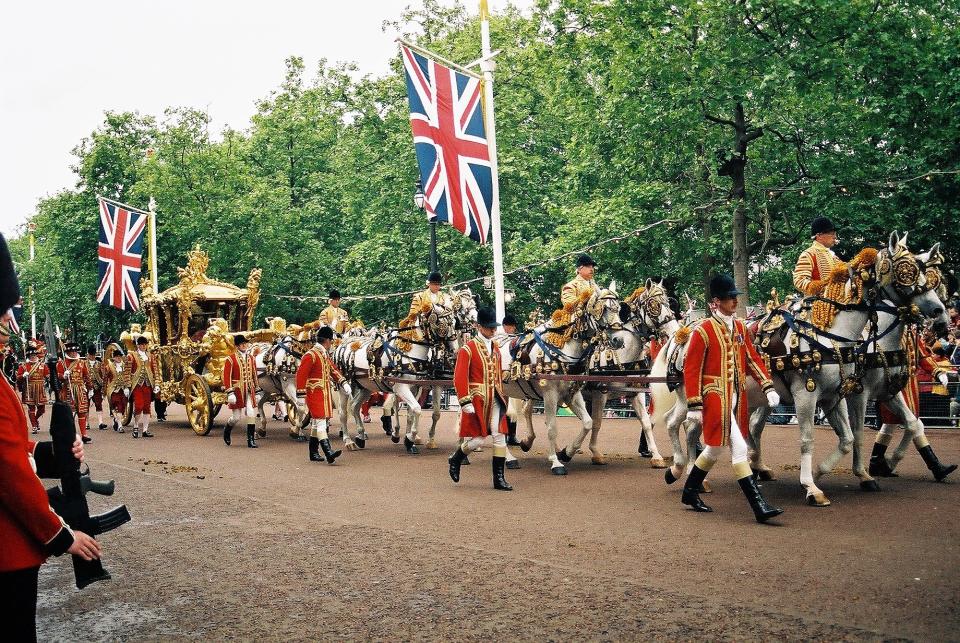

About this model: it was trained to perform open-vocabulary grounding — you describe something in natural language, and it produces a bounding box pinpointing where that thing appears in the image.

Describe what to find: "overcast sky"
[0,0,529,238]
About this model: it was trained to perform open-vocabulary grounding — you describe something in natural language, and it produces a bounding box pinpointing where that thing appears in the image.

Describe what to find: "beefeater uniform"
[792,240,841,297]
[16,359,49,433]
[87,354,106,427]
[222,347,259,448]
[295,340,346,464]
[870,327,956,481]
[103,357,127,431]
[57,357,91,438]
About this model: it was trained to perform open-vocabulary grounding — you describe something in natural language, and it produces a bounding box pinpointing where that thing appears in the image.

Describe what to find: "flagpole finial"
[149,196,157,213]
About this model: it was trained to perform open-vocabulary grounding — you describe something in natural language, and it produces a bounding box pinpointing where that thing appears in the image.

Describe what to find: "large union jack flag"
[96,197,148,311]
[401,45,493,244]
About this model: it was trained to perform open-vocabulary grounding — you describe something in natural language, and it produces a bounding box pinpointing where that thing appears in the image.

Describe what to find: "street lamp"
[415,178,438,273]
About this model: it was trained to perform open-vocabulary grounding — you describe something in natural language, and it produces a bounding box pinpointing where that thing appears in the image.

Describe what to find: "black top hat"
[811,216,836,236]
[329,289,341,300]
[0,234,21,313]
[501,313,519,327]
[87,344,97,355]
[476,307,498,328]
[316,326,335,341]
[26,344,38,356]
[709,274,742,300]
[234,334,248,346]
[64,341,81,353]
[576,254,597,268]
[136,336,149,345]
[112,347,124,358]
[427,271,443,284]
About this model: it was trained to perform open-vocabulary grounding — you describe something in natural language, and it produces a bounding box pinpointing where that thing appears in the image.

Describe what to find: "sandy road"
[35,408,959,641]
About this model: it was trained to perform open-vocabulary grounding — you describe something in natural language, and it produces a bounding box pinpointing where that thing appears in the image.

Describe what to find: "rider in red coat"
[221,335,259,449]
[295,326,350,464]
[448,306,512,491]
[681,274,782,523]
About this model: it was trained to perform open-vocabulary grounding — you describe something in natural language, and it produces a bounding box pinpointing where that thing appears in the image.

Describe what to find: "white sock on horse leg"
[877,424,898,442]
[800,453,814,487]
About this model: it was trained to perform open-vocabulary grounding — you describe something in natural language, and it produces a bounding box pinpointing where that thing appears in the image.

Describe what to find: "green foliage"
[14,0,959,341]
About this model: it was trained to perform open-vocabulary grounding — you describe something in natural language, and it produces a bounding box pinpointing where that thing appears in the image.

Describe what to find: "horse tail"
[650,343,677,435]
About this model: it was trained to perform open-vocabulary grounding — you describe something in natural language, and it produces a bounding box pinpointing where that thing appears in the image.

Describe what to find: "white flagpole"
[480,0,506,324]
[148,197,158,293]
[28,222,36,338]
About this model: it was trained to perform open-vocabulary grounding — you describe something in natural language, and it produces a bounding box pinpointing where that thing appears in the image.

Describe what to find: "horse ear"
[888,231,899,253]
[916,242,940,264]
[645,277,654,291]
[619,302,630,323]
[608,279,617,293]
[900,230,909,248]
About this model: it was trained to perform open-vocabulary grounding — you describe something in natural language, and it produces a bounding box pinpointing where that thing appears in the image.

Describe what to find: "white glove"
[153,386,160,394]
[766,390,780,407]
[685,409,702,425]
[341,383,352,397]
[938,372,949,387]
[87,389,94,399]
[123,388,130,397]
[461,403,475,414]
[228,392,237,405]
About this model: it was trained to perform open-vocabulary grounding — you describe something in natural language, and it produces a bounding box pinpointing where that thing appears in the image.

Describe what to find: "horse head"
[876,232,949,333]
[621,278,678,338]
[449,287,479,330]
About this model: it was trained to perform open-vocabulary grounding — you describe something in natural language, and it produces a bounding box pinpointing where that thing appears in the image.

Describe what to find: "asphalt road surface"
[36,407,960,641]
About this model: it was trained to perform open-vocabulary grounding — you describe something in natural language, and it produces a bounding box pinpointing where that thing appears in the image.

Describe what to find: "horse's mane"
[623,286,646,304]
[811,247,879,329]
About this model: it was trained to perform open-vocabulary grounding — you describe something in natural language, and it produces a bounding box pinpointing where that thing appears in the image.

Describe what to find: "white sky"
[0,0,529,237]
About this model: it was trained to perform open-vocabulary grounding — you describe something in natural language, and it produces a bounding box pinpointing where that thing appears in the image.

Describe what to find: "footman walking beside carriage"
[296,326,351,464]
[124,336,160,439]
[222,334,259,449]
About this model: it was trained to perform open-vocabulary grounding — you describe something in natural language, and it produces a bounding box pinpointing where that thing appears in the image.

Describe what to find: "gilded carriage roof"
[141,245,254,306]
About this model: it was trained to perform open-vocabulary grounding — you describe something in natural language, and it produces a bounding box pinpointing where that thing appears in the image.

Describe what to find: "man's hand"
[153,386,160,394]
[939,372,950,387]
[71,436,84,463]
[87,389,94,399]
[766,390,780,407]
[341,383,352,397]
[686,410,702,426]
[227,392,237,406]
[123,388,130,397]
[461,403,475,414]
[67,531,102,561]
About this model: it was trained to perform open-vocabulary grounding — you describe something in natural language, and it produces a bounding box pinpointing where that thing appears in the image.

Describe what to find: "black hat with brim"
[501,313,519,327]
[709,274,742,300]
[811,216,836,236]
[136,336,149,345]
[477,307,498,328]
[427,271,443,284]
[234,334,248,346]
[316,326,335,341]
[87,344,97,355]
[576,254,597,268]
[65,341,81,353]
[329,289,341,300]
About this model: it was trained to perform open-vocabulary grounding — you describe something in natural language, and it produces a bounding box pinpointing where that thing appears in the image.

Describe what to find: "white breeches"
[228,404,256,425]
[700,394,748,465]
[463,399,506,451]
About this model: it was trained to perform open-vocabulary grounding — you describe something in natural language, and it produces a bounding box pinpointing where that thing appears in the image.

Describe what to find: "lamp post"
[415,178,438,273]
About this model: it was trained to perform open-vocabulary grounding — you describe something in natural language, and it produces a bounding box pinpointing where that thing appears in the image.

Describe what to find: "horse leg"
[583,391,606,465]
[381,393,396,438]
[664,403,688,484]
[513,398,537,452]
[351,388,371,448]
[794,389,830,506]
[426,386,441,449]
[748,404,776,481]
[393,384,422,455]
[559,390,597,465]
[846,395,879,491]
[337,389,357,451]
[631,393,665,468]
[816,399,854,484]
[542,387,566,475]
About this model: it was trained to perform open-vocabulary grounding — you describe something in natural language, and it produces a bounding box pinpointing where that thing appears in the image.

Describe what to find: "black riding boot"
[223,422,233,446]
[638,430,652,457]
[918,444,958,482]
[492,456,513,491]
[506,418,520,446]
[309,437,323,462]
[681,465,712,512]
[448,446,468,482]
[869,442,896,477]
[319,438,341,464]
[247,424,258,449]
[737,475,784,523]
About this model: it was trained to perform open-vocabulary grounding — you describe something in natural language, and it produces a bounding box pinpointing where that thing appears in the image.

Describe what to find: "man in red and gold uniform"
[296,326,351,464]
[103,345,127,433]
[86,345,107,432]
[792,216,842,297]
[870,325,956,481]
[123,335,160,439]
[222,334,259,448]
[682,274,782,523]
[0,234,100,640]
[57,341,93,444]
[16,342,48,435]
[447,306,513,491]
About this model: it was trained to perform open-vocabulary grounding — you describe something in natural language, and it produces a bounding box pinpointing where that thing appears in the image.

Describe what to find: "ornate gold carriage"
[132,246,277,435]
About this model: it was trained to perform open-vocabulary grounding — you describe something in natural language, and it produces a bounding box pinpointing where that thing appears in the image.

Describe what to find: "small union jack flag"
[400,45,493,244]
[96,197,148,311]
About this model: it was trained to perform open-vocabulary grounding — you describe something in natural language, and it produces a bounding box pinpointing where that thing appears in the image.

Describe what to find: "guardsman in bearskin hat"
[58,340,93,443]
[793,217,842,297]
[869,324,957,481]
[561,254,600,309]
[318,289,350,336]
[448,306,513,491]
[123,335,160,438]
[0,232,101,640]
[103,344,127,432]
[680,274,783,523]
[86,344,107,431]
[409,271,453,316]
[16,341,49,434]
[222,334,259,448]
[296,326,352,464]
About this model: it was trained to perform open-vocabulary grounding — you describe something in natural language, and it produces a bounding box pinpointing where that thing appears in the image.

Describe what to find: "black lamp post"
[415,178,438,273]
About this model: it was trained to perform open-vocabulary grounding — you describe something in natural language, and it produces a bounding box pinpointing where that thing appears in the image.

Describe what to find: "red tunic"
[0,374,72,572]
[57,358,91,415]
[295,346,344,419]
[454,337,508,438]
[879,330,946,424]
[684,316,774,447]
[124,351,159,414]
[16,360,48,406]
[223,352,257,409]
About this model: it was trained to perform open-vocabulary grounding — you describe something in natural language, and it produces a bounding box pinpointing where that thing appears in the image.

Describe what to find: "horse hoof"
[755,469,776,482]
[345,442,357,452]
[860,479,881,492]
[354,438,366,449]
[519,438,533,453]
[591,456,607,466]
[664,469,678,485]
[506,460,521,470]
[414,436,425,445]
[700,480,712,494]
[806,493,831,507]
[551,465,568,476]
[391,435,400,444]
[556,449,572,464]
[404,436,420,455]
[426,439,438,450]
[257,429,267,438]
[650,458,667,469]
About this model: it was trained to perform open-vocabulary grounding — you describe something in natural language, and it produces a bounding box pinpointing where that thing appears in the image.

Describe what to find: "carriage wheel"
[122,397,134,427]
[183,374,214,436]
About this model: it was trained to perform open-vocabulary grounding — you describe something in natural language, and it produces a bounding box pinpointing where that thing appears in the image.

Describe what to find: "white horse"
[334,288,477,453]
[254,334,309,440]
[502,284,623,475]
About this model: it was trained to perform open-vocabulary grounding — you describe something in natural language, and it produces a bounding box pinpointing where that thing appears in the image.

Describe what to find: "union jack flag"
[400,45,493,244]
[96,197,148,311]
